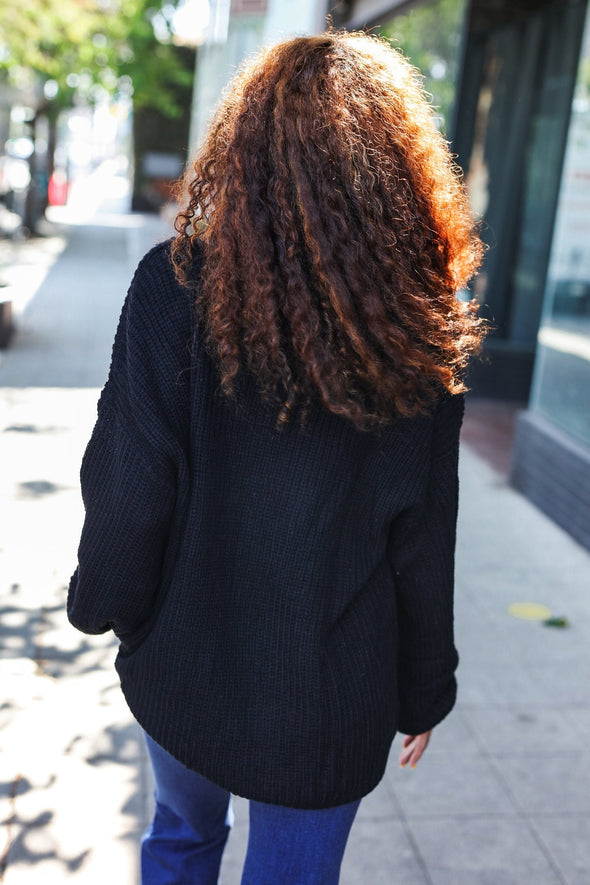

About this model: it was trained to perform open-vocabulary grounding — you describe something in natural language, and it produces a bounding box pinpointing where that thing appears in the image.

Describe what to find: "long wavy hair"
[172,30,485,431]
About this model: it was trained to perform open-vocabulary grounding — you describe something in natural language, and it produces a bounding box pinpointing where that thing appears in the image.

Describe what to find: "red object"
[48,170,69,206]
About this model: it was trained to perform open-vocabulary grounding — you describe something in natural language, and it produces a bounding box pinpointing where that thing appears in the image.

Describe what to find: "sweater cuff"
[397,652,459,735]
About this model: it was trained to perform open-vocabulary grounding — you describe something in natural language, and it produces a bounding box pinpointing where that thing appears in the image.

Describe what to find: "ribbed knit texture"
[68,241,463,809]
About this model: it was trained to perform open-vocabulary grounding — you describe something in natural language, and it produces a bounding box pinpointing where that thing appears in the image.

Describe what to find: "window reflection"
[532,9,590,446]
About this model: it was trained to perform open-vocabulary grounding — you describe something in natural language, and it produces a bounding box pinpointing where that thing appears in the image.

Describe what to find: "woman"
[68,30,485,884]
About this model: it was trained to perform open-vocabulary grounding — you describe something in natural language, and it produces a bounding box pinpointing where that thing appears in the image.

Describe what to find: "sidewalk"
[1,205,590,884]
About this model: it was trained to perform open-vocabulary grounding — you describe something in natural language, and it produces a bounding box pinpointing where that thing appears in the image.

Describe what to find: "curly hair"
[172,30,485,431]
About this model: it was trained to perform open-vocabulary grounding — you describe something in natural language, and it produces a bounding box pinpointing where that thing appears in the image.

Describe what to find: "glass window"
[531,5,590,447]
[454,1,586,347]
[379,0,469,134]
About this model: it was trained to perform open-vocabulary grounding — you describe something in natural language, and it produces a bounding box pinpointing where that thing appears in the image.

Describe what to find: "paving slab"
[409,815,563,885]
[497,755,590,816]
[530,816,590,885]
[340,817,430,884]
[464,705,582,757]
[386,754,515,819]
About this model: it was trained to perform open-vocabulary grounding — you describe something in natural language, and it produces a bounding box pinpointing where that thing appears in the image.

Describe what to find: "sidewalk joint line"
[461,713,569,885]
[385,776,435,885]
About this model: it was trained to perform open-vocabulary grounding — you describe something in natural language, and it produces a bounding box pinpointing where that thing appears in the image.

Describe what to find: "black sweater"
[68,241,462,809]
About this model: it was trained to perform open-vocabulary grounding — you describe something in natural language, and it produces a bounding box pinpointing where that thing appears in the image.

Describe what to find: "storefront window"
[379,0,469,133]
[530,6,590,447]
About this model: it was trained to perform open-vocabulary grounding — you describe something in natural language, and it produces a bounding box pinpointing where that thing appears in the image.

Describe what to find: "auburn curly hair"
[172,30,485,431]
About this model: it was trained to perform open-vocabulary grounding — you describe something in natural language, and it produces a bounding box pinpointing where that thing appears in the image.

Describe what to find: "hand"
[399,730,432,769]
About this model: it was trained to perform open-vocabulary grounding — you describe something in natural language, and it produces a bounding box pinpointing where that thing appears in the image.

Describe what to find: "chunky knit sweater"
[68,240,462,809]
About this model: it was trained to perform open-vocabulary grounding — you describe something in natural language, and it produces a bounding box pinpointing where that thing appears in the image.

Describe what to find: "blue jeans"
[141,732,361,884]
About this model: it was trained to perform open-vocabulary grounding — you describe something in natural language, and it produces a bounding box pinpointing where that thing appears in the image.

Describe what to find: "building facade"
[510,8,590,551]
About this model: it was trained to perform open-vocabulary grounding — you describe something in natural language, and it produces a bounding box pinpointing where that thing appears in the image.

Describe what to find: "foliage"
[379,0,468,133]
[0,0,194,117]
[115,0,195,117]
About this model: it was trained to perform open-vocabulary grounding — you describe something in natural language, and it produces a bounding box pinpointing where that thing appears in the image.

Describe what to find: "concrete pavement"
[1,202,590,884]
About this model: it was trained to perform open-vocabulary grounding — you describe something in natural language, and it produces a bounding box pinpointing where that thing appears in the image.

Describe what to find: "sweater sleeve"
[67,244,191,640]
[388,392,464,735]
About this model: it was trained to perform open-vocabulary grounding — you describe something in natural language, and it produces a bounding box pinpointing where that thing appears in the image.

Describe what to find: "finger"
[399,736,417,767]
[409,735,430,768]
[400,732,431,768]
[409,744,425,768]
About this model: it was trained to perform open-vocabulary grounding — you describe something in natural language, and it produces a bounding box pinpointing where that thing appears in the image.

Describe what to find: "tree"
[379,0,468,134]
[0,0,194,111]
[0,0,195,226]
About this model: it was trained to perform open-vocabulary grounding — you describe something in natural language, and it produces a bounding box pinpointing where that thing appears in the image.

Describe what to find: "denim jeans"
[141,731,361,884]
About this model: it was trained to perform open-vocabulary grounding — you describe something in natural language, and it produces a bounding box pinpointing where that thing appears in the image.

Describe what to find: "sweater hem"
[117,662,394,810]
